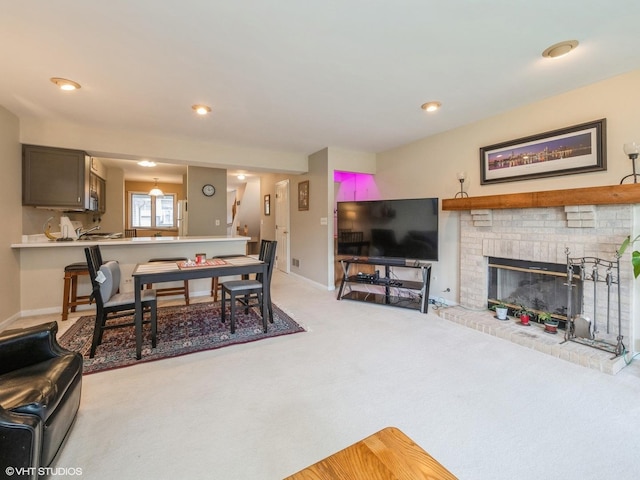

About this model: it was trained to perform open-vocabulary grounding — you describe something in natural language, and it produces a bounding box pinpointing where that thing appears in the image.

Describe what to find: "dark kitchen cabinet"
[22,145,93,210]
[90,172,106,214]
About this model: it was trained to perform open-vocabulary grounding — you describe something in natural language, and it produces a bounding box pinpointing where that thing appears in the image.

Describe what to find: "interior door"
[275,179,290,273]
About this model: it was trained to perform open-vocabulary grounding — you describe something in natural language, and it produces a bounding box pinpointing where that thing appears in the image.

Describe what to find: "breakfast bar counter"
[11,236,249,315]
[11,235,247,249]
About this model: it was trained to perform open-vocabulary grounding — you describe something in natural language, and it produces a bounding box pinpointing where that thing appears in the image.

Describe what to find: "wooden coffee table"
[284,426,457,479]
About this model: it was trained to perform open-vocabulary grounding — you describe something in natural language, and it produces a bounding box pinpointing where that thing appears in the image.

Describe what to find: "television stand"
[337,257,432,313]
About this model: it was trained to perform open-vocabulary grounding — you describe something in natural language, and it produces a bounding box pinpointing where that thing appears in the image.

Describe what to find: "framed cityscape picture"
[480,118,606,184]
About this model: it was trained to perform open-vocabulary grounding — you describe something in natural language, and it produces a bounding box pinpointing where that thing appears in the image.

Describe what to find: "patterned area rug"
[59,301,305,374]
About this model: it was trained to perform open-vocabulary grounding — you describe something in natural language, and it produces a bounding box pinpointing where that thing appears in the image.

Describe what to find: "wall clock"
[202,184,216,197]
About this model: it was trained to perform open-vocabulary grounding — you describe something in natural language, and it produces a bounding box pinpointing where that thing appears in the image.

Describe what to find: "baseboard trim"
[287,271,332,291]
[0,311,23,331]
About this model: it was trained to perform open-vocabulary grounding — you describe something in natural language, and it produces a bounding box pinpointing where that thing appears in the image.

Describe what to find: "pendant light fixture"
[149,178,164,197]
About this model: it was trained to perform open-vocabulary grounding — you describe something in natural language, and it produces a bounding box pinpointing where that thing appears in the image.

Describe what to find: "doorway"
[275,179,290,273]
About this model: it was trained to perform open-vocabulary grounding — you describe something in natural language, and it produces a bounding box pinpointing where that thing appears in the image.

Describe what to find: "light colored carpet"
[11,271,640,479]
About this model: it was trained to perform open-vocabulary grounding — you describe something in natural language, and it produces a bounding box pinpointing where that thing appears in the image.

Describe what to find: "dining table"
[131,255,268,359]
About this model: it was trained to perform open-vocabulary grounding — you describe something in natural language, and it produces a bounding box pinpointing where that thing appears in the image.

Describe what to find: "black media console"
[336,257,432,313]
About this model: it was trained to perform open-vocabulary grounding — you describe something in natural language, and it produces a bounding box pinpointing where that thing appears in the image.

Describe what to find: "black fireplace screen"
[487,257,582,322]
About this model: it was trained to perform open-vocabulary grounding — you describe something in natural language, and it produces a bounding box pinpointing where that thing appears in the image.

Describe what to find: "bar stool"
[146,257,190,305]
[211,278,221,301]
[61,262,92,321]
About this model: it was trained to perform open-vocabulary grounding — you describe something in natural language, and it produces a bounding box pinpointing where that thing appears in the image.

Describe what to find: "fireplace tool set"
[563,249,624,358]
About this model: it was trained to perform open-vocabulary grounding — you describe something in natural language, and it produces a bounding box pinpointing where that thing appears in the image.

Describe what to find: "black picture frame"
[298,180,309,211]
[480,119,606,184]
[264,194,270,216]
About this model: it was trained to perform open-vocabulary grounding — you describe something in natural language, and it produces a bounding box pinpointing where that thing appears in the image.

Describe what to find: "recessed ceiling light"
[421,101,441,112]
[192,104,212,115]
[542,40,579,58]
[50,77,81,91]
[237,174,246,180]
[138,160,157,167]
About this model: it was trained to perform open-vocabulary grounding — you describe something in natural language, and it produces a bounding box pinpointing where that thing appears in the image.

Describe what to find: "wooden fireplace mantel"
[442,183,640,211]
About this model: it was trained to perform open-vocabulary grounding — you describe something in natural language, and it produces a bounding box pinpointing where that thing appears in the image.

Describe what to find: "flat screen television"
[336,198,439,262]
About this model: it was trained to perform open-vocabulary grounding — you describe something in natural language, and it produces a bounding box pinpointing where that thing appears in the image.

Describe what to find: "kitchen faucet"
[76,225,101,239]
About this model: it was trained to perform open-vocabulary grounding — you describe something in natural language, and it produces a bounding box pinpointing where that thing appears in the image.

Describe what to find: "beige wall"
[186,166,227,236]
[0,106,22,324]
[376,69,640,302]
[330,148,377,175]
[99,167,125,233]
[288,149,330,285]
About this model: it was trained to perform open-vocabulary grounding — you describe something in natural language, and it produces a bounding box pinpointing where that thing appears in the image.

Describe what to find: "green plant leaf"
[619,235,631,255]
[632,250,640,279]
[619,235,640,278]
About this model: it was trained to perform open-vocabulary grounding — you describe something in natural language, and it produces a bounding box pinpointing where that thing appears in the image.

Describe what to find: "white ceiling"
[2,1,640,180]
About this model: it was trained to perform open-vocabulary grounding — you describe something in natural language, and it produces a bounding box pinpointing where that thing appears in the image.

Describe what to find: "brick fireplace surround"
[440,185,639,374]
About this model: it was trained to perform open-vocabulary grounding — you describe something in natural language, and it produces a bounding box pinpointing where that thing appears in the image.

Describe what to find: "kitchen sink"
[78,232,123,240]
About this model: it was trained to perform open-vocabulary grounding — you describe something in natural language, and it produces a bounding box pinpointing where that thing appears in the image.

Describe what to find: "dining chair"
[220,240,277,334]
[212,241,267,300]
[84,245,157,358]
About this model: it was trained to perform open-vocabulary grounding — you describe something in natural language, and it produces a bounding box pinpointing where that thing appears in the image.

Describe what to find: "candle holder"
[620,142,640,184]
[454,172,468,198]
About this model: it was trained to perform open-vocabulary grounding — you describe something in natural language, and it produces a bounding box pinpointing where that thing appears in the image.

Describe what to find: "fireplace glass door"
[487,257,582,323]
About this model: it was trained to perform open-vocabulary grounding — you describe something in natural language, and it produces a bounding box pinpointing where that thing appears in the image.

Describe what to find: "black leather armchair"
[0,322,82,478]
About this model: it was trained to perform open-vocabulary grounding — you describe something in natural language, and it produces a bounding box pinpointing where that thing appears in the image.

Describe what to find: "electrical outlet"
[215,219,220,226]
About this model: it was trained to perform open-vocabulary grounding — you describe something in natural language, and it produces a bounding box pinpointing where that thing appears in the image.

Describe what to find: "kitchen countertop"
[11,235,250,248]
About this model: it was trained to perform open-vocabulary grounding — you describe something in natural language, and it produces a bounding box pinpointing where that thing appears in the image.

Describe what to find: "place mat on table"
[178,258,228,269]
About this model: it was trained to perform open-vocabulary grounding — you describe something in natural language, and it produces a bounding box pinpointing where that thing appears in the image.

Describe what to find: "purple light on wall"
[334,171,380,201]
[334,171,355,183]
